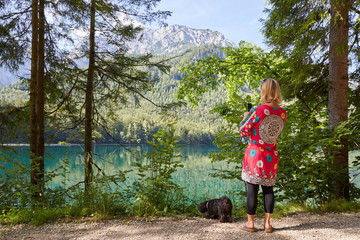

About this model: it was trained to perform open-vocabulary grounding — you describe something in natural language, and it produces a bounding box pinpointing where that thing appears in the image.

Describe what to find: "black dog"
[198,196,232,222]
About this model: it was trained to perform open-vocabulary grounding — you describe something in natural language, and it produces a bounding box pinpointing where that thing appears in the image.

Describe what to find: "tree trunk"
[84,0,96,193]
[30,0,40,198]
[37,0,45,191]
[30,0,45,200]
[328,0,350,200]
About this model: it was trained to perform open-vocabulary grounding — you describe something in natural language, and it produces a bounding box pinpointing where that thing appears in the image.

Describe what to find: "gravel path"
[1,212,360,240]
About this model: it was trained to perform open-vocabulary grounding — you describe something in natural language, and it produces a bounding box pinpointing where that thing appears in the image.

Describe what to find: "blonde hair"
[260,78,283,104]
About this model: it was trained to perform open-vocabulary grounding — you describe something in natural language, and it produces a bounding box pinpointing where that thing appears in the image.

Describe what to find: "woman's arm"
[239,108,257,138]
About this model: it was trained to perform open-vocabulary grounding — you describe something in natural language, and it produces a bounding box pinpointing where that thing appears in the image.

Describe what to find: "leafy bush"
[68,181,127,219]
[0,207,67,226]
[177,42,360,206]
[0,150,68,210]
[127,123,190,216]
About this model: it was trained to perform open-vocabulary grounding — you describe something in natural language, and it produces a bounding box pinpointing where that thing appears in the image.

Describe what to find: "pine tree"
[29,0,46,199]
[56,0,171,192]
[328,0,351,199]
[0,0,47,200]
[262,0,359,199]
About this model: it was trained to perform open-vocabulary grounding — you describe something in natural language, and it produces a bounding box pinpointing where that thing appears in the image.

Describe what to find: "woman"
[239,78,287,233]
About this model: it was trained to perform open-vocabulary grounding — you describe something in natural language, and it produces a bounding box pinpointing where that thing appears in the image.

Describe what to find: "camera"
[247,103,252,111]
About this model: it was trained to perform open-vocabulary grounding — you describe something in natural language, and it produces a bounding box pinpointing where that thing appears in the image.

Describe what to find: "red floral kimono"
[239,105,287,186]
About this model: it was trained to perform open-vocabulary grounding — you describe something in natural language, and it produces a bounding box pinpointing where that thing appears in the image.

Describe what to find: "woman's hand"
[242,112,250,120]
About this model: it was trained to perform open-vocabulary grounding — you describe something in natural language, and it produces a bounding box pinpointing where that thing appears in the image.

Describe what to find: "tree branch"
[96,66,161,107]
[0,7,31,20]
[47,69,87,115]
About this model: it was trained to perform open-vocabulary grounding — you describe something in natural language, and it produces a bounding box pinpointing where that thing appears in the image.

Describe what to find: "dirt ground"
[1,212,360,240]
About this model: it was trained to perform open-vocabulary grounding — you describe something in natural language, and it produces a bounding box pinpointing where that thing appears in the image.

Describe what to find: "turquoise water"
[1,145,359,204]
[0,144,245,203]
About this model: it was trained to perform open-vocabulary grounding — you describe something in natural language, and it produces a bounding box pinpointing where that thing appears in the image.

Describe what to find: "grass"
[1,199,360,226]
[309,199,360,213]
[272,199,360,218]
[0,207,68,226]
[231,199,360,220]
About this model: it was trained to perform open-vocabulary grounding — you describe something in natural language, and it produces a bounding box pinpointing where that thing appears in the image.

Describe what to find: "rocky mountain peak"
[0,24,237,87]
[127,24,237,54]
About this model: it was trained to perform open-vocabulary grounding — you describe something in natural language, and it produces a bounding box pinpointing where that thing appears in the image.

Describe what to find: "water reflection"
[1,145,244,203]
[2,145,358,204]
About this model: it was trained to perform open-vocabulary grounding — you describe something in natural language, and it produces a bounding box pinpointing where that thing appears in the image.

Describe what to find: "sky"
[147,0,269,48]
[0,0,270,86]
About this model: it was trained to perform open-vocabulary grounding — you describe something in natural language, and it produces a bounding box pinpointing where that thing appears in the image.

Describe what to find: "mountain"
[0,44,229,144]
[0,24,236,87]
[127,24,237,54]
[0,69,20,88]
[0,24,235,144]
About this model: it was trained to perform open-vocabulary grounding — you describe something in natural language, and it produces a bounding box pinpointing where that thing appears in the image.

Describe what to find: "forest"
[0,45,230,145]
[1,0,360,225]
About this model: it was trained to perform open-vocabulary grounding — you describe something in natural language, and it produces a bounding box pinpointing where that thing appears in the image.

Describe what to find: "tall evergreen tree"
[262,0,359,199]
[29,0,40,196]
[328,0,351,199]
[56,0,171,191]
[0,0,84,199]
[29,0,46,199]
[84,0,96,192]
[0,0,47,199]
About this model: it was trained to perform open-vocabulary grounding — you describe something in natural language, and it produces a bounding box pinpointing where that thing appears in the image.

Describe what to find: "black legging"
[246,182,274,215]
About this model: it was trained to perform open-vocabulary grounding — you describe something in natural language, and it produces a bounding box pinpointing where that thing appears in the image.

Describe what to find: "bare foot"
[245,221,255,229]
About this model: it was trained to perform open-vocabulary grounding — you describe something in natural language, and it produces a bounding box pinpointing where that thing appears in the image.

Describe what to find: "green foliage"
[0,150,129,224]
[0,207,67,226]
[271,202,308,219]
[277,105,360,204]
[0,84,29,144]
[1,0,360,222]
[178,42,286,107]
[313,199,360,213]
[127,123,190,217]
[178,41,360,205]
[262,1,329,66]
[0,149,68,210]
[0,45,227,145]
[0,125,200,224]
[68,183,126,219]
[261,0,360,201]
[209,124,244,180]
[0,149,70,225]
[262,1,360,93]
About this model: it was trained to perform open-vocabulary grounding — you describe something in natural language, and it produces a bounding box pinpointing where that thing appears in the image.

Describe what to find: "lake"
[0,144,245,204]
[1,145,359,205]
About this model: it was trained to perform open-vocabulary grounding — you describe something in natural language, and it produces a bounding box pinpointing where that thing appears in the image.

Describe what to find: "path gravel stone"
[1,212,359,240]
